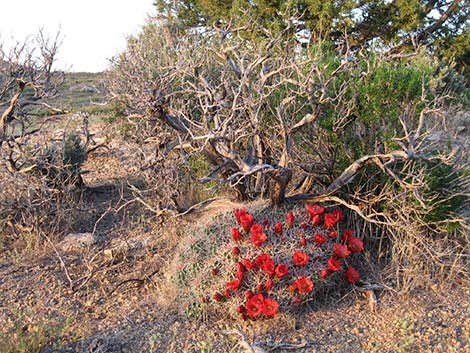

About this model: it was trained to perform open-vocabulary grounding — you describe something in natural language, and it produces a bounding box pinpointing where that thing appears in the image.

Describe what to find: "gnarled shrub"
[108,19,469,292]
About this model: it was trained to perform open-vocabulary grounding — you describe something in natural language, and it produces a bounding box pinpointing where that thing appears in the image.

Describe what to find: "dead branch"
[107,267,159,297]
[288,194,392,226]
[86,142,109,155]
[325,150,410,194]
[388,0,463,54]
[42,231,74,290]
[108,20,355,203]
[1,31,64,147]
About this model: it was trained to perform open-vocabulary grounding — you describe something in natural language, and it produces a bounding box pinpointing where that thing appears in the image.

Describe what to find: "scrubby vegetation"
[107,15,469,293]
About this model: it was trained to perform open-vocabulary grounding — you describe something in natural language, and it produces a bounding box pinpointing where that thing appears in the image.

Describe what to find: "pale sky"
[0,0,156,72]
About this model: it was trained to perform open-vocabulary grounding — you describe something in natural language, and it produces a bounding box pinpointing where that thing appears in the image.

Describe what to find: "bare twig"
[42,232,74,290]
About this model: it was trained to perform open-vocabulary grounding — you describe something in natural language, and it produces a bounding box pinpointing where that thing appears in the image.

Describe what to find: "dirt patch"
[1,118,468,353]
[0,248,468,353]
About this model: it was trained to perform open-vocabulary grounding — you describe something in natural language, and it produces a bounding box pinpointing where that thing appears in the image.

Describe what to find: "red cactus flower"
[261,259,275,277]
[262,298,279,317]
[292,297,302,305]
[237,262,245,272]
[255,253,271,268]
[251,293,264,306]
[342,229,353,241]
[333,208,344,222]
[262,219,270,229]
[329,231,338,238]
[295,276,314,293]
[231,227,242,242]
[333,243,351,259]
[348,237,364,252]
[287,211,295,227]
[320,269,330,279]
[327,256,341,271]
[237,305,246,313]
[234,208,248,223]
[245,290,254,299]
[232,246,240,255]
[293,251,309,267]
[274,223,283,235]
[299,237,307,246]
[265,279,273,291]
[246,299,263,318]
[250,223,263,235]
[211,268,219,276]
[300,222,309,229]
[236,269,244,281]
[324,213,338,229]
[311,214,321,226]
[256,283,264,292]
[251,231,267,247]
[213,292,223,302]
[306,204,325,218]
[227,279,241,291]
[314,233,327,245]
[240,213,254,232]
[275,264,289,278]
[345,265,360,283]
[243,258,255,270]
[223,288,231,297]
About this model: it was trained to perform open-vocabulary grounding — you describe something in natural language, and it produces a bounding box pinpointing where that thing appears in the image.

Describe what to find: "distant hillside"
[56,72,107,112]
[22,71,110,120]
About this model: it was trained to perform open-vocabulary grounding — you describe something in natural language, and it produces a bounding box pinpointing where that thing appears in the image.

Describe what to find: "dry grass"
[384,218,470,292]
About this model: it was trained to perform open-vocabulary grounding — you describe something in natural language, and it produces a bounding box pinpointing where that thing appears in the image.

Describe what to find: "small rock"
[427,131,443,142]
[456,125,465,133]
[80,86,98,93]
[60,232,95,251]
[104,238,147,260]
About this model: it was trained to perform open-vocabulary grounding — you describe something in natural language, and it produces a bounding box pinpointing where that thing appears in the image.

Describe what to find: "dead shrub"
[0,123,89,250]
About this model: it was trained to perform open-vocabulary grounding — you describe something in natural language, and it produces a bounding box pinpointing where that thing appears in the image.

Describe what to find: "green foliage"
[436,26,470,85]
[37,132,87,186]
[155,0,470,81]
[343,57,431,158]
[80,102,125,123]
[0,314,75,353]
[155,0,290,31]
[187,153,209,174]
[421,161,467,231]
[303,51,453,172]
[63,133,87,175]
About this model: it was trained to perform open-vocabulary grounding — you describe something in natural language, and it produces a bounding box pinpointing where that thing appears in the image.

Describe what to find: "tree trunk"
[234,181,250,201]
[269,168,292,205]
